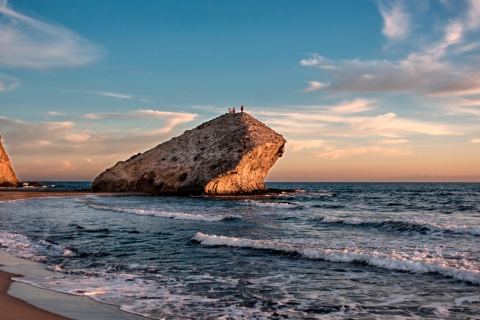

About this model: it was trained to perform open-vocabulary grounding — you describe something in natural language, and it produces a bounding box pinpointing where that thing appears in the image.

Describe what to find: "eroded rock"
[0,135,21,188]
[92,112,286,195]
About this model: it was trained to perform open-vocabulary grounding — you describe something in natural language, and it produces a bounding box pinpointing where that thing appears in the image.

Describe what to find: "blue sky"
[1,0,479,181]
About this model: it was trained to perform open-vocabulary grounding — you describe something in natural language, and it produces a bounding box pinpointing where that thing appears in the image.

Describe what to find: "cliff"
[0,135,21,187]
[92,112,286,195]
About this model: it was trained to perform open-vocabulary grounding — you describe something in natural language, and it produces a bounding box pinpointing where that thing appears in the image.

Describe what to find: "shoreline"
[0,251,148,320]
[0,190,148,201]
[0,269,69,320]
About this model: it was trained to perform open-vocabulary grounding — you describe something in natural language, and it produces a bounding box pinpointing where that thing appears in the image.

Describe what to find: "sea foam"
[193,232,480,284]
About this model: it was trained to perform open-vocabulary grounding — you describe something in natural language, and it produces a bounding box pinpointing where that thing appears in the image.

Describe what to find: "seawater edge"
[0,250,148,320]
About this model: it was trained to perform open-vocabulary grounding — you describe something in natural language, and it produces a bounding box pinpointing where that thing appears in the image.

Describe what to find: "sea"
[1,182,479,319]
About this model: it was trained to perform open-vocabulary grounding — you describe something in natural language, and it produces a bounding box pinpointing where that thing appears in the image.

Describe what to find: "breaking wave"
[88,203,236,222]
[319,216,480,236]
[193,233,480,284]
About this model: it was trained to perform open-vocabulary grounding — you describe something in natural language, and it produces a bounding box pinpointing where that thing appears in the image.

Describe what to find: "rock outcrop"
[0,135,21,187]
[92,112,286,195]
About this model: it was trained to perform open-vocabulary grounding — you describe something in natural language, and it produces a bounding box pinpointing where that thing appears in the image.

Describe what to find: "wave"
[239,199,303,210]
[319,216,480,236]
[0,231,77,262]
[193,233,480,284]
[88,203,236,222]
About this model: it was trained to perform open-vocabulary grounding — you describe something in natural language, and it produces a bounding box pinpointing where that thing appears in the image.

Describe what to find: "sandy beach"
[0,270,70,320]
[0,190,147,320]
[0,190,98,201]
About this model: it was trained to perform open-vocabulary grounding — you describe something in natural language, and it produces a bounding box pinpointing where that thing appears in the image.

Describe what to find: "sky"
[0,0,479,182]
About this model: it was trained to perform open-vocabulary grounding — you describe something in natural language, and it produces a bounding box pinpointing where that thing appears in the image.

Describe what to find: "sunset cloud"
[287,140,333,152]
[0,0,100,69]
[379,0,410,41]
[315,146,411,160]
[302,81,329,92]
[0,109,198,158]
[299,0,480,100]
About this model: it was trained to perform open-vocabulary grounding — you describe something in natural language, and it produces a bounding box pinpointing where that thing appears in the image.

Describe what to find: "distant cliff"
[92,112,286,195]
[0,135,21,187]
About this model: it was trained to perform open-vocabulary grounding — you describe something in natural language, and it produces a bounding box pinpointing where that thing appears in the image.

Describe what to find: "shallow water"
[1,182,480,319]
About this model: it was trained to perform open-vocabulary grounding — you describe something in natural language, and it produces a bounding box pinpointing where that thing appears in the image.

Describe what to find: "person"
[241,105,244,113]
[232,107,236,113]
[228,108,231,113]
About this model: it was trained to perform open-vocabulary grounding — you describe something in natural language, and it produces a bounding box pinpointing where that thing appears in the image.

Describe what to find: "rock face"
[0,135,21,187]
[92,112,286,195]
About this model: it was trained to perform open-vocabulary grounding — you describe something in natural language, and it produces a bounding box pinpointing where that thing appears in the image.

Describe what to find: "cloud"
[471,138,480,143]
[0,109,198,158]
[83,109,197,125]
[287,140,333,152]
[0,0,100,68]
[327,99,376,113]
[375,138,409,145]
[302,81,329,92]
[299,1,480,99]
[379,0,411,41]
[0,73,19,92]
[315,146,411,159]
[99,92,154,103]
[254,108,461,137]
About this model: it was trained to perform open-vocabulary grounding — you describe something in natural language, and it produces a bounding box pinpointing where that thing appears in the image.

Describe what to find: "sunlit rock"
[92,112,286,195]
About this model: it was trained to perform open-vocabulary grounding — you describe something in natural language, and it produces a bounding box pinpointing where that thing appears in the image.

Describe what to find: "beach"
[0,269,68,320]
[0,190,147,320]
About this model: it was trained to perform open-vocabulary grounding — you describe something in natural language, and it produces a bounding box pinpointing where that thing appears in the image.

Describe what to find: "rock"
[92,112,286,195]
[0,135,21,188]
[21,181,45,188]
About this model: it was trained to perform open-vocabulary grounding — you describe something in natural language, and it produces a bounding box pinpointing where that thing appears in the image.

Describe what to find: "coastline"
[0,251,147,320]
[0,190,148,320]
[0,189,148,201]
[0,269,69,320]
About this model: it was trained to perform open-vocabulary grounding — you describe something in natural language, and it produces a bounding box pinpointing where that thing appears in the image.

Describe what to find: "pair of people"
[228,105,244,113]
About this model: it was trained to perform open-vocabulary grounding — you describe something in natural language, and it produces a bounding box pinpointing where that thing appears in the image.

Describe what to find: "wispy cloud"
[299,1,480,100]
[0,73,19,92]
[99,92,154,103]
[0,110,198,158]
[327,99,376,113]
[0,0,100,69]
[471,138,480,143]
[379,0,411,41]
[302,81,329,92]
[375,138,409,145]
[315,146,411,160]
[287,140,333,152]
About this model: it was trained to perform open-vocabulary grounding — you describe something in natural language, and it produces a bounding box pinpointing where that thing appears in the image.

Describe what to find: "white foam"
[455,295,480,305]
[320,216,480,235]
[239,199,302,209]
[193,233,480,284]
[88,203,234,222]
[0,231,77,262]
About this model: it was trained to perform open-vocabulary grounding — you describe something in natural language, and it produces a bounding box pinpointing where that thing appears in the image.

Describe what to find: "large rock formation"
[92,112,286,195]
[0,135,21,187]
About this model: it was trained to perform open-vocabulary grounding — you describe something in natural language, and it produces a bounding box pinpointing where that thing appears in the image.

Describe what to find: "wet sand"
[0,190,149,201]
[0,270,70,320]
[0,190,148,320]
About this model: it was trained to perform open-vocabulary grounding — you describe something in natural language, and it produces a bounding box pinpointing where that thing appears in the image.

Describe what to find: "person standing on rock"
[241,105,244,113]
[228,108,231,113]
[233,107,236,113]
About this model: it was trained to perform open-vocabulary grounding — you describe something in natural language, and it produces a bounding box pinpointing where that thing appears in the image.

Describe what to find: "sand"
[0,190,148,320]
[0,270,70,320]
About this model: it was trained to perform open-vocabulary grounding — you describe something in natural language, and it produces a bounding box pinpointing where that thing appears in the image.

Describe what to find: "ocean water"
[1,182,479,319]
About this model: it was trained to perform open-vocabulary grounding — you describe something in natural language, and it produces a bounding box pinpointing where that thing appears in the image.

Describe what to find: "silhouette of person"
[241,105,244,113]
[233,107,236,113]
